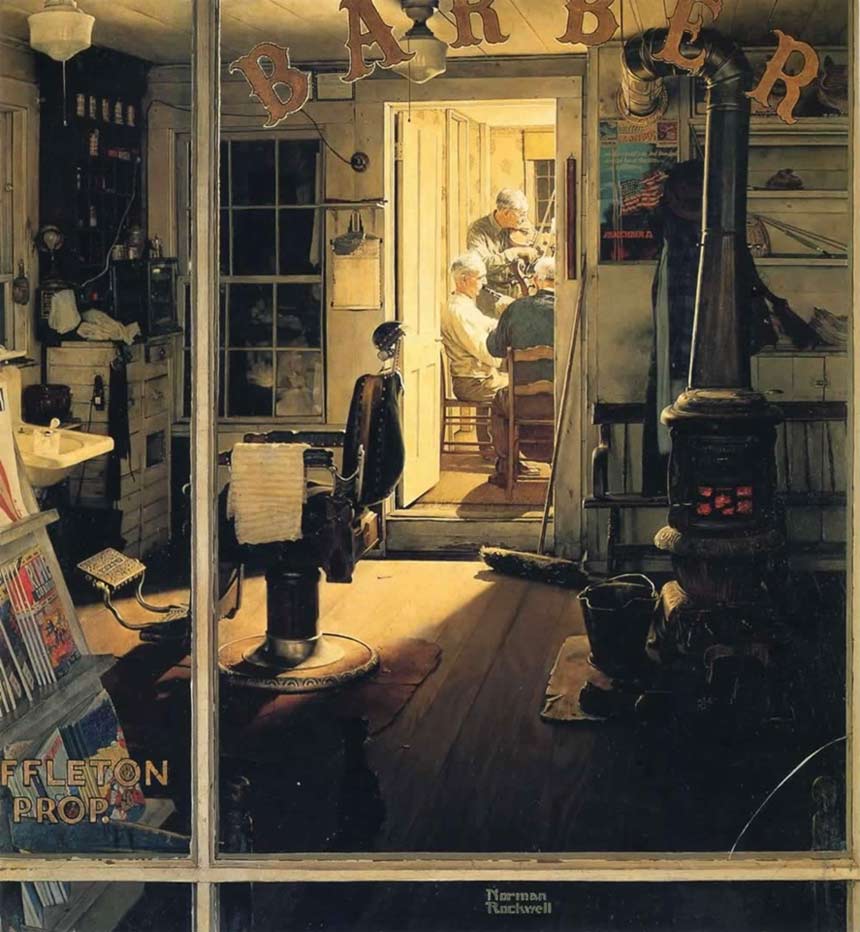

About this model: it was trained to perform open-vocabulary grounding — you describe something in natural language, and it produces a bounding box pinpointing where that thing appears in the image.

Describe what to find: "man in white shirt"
[441,253,508,448]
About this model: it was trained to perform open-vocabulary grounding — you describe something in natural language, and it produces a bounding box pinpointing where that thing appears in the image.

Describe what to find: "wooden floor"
[77,561,846,856]
[417,453,549,507]
[217,563,845,855]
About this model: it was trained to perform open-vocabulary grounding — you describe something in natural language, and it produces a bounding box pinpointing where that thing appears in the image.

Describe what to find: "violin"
[506,222,542,297]
[507,221,537,248]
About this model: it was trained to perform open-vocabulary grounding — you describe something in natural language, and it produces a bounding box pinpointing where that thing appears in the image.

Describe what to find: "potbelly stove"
[620,30,787,683]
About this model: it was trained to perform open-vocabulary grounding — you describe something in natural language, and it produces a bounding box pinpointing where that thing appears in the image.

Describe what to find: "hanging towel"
[106,352,132,502]
[226,443,308,545]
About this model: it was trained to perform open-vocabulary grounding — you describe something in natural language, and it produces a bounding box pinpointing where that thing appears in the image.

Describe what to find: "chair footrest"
[77,548,147,593]
[584,495,668,509]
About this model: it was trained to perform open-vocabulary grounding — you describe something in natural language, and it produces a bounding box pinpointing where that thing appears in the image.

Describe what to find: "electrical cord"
[146,98,356,167]
[80,164,138,290]
[298,108,354,166]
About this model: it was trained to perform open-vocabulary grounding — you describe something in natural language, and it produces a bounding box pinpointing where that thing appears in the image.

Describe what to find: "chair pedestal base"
[219,634,378,693]
[218,564,379,693]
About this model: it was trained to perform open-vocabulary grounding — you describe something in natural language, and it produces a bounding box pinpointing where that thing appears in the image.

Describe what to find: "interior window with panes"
[219,137,324,420]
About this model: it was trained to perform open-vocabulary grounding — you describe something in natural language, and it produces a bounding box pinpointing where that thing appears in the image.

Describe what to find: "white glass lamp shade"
[29,1,95,63]
[392,24,447,84]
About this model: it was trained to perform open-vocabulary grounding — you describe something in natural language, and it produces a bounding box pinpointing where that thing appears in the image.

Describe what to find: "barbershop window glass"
[0,881,192,931]
[220,881,848,931]
[217,137,323,420]
[531,157,556,228]
[0,111,13,344]
[0,7,193,861]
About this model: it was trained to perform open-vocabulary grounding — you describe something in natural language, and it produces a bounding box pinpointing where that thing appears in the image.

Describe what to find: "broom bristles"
[479,546,589,589]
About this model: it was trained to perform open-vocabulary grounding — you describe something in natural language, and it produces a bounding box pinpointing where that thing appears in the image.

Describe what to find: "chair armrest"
[242,429,346,447]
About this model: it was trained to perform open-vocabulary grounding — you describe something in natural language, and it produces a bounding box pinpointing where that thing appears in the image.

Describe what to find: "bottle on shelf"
[89,205,98,229]
[88,129,99,157]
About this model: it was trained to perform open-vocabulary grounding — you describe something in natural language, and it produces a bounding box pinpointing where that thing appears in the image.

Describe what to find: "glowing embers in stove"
[695,484,754,518]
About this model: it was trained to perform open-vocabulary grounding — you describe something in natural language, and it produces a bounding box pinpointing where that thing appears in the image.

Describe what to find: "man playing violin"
[467,188,540,317]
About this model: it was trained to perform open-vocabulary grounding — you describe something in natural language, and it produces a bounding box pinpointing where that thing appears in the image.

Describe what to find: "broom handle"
[539,255,587,555]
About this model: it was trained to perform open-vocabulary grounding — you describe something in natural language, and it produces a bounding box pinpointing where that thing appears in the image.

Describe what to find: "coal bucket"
[578,574,658,679]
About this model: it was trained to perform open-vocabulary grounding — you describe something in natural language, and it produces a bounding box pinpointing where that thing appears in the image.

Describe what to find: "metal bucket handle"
[578,573,658,611]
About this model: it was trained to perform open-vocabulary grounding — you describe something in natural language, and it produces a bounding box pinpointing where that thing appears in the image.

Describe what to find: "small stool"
[77,548,190,643]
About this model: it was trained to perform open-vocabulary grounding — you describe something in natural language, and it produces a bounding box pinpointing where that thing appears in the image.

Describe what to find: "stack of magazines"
[0,545,81,715]
[22,881,72,929]
[0,880,72,930]
[4,690,146,825]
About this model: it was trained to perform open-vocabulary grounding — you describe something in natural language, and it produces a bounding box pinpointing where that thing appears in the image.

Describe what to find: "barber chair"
[218,322,406,693]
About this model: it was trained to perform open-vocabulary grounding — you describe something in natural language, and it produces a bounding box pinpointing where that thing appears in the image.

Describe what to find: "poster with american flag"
[599,119,679,260]
[620,169,670,215]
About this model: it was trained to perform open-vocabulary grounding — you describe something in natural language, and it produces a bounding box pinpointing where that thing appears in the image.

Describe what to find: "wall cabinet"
[47,337,174,558]
[37,48,147,292]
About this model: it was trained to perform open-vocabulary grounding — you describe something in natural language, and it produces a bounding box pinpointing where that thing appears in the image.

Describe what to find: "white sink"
[15,425,115,488]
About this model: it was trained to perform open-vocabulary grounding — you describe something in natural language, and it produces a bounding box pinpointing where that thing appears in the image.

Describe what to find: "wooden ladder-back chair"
[506,346,555,500]
[439,349,492,456]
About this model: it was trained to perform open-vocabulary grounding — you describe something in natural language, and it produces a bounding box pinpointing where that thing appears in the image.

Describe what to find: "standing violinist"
[467,188,540,317]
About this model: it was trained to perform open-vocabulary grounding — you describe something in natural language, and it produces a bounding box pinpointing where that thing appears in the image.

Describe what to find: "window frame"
[1,2,859,930]
[177,129,327,424]
[0,104,30,352]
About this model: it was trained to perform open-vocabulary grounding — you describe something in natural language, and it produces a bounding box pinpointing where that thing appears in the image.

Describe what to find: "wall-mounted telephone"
[92,375,105,411]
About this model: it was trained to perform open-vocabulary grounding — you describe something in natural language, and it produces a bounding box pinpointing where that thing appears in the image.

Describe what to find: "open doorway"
[392,100,559,525]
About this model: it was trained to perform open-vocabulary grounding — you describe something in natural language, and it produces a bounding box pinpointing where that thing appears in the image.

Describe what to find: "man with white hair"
[441,253,508,450]
[467,188,540,316]
[485,255,556,486]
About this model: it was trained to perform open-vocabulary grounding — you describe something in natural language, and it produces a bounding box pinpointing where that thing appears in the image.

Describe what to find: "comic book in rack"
[7,547,80,681]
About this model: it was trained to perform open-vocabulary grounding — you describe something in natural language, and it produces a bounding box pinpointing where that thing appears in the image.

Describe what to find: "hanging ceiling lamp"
[28,0,95,62]
[392,0,447,84]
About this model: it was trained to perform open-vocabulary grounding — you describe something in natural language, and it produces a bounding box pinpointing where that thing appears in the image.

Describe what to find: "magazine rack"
[0,408,186,929]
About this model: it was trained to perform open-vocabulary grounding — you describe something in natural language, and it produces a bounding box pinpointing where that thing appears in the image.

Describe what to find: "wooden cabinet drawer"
[120,493,142,536]
[48,359,150,385]
[824,356,848,401]
[754,355,826,401]
[142,481,168,508]
[76,471,141,503]
[144,376,169,418]
[142,497,169,529]
[48,344,144,369]
[141,526,169,557]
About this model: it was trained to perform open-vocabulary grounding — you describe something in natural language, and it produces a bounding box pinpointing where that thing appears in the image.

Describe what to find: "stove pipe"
[621,29,752,389]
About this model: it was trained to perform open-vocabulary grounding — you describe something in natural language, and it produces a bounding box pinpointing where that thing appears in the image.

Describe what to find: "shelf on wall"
[690,115,848,139]
[0,510,60,551]
[748,188,848,199]
[755,255,847,267]
[323,200,386,208]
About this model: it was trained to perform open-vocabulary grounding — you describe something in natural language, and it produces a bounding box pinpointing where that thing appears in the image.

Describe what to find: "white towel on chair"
[226,443,308,545]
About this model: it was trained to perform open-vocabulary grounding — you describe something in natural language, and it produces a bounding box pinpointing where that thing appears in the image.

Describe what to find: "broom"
[481,256,591,589]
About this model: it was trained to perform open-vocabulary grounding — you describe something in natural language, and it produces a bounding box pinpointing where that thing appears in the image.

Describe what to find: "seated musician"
[441,253,507,451]
[467,188,540,317]
[485,256,556,487]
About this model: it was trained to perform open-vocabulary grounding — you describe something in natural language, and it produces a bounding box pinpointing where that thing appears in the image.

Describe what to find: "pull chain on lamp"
[29,0,96,125]
[392,0,447,84]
